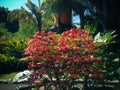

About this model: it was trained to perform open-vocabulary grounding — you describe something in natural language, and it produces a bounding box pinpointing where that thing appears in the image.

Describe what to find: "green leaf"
[56,34,61,38]
[117,68,120,75]
[113,58,119,62]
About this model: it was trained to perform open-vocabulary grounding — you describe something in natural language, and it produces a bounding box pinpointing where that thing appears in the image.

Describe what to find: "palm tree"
[26,0,42,31]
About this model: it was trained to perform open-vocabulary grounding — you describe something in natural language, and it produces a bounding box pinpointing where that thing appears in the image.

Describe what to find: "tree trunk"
[58,0,72,33]
[79,10,84,29]
[38,19,42,31]
[102,0,110,30]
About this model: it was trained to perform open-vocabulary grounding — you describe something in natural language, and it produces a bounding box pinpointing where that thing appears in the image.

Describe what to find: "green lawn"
[0,72,17,80]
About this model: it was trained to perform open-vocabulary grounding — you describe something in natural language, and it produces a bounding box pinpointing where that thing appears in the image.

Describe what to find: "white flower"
[94,32,107,42]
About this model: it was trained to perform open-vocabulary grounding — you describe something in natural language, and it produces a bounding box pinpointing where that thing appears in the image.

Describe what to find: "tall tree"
[0,7,9,24]
[0,7,19,33]
[8,8,38,38]
[7,8,35,33]
[26,0,42,31]
[89,0,120,32]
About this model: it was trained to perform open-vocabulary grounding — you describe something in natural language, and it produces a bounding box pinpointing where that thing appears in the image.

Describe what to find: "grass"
[0,72,17,80]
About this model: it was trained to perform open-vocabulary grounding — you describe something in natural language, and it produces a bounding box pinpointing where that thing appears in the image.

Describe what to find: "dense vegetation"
[0,0,120,89]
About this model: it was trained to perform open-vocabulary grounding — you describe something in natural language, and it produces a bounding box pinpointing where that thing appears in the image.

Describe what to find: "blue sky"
[0,0,39,11]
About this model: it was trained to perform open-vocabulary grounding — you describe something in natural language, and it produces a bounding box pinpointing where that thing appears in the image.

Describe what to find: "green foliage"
[0,72,17,80]
[0,23,13,42]
[0,5,39,74]
[1,39,26,58]
[0,38,28,74]
[13,20,37,39]
[84,15,102,36]
[94,30,120,81]
[42,12,54,30]
[42,0,61,30]
[103,53,120,81]
[0,54,15,74]
[0,23,12,36]
[94,30,116,46]
[117,67,120,75]
[43,0,60,14]
[26,0,42,30]
[0,7,9,24]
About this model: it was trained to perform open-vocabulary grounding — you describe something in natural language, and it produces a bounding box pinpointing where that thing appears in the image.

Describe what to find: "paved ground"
[0,81,119,90]
[0,83,50,90]
[0,83,34,90]
[0,83,82,90]
[0,84,17,90]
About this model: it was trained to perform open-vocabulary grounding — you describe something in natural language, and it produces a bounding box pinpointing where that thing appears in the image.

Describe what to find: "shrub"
[0,39,27,74]
[94,31,120,82]
[25,29,103,89]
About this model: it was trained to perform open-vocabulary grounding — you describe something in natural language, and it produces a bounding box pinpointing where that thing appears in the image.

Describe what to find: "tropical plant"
[0,23,12,36]
[39,0,59,31]
[25,0,43,30]
[94,30,120,83]
[25,28,103,89]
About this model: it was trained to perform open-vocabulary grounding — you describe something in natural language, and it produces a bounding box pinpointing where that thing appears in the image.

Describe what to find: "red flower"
[24,28,103,87]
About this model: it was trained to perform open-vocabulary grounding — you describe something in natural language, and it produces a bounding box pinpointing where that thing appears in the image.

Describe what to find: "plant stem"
[52,61,62,90]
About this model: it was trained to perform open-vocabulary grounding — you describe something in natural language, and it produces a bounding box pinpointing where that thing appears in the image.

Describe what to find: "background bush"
[0,38,28,74]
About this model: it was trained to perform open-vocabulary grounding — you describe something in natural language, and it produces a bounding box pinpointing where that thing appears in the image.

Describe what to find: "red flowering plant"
[25,29,103,89]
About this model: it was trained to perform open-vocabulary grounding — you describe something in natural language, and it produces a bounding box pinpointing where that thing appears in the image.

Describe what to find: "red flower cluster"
[25,28,103,88]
